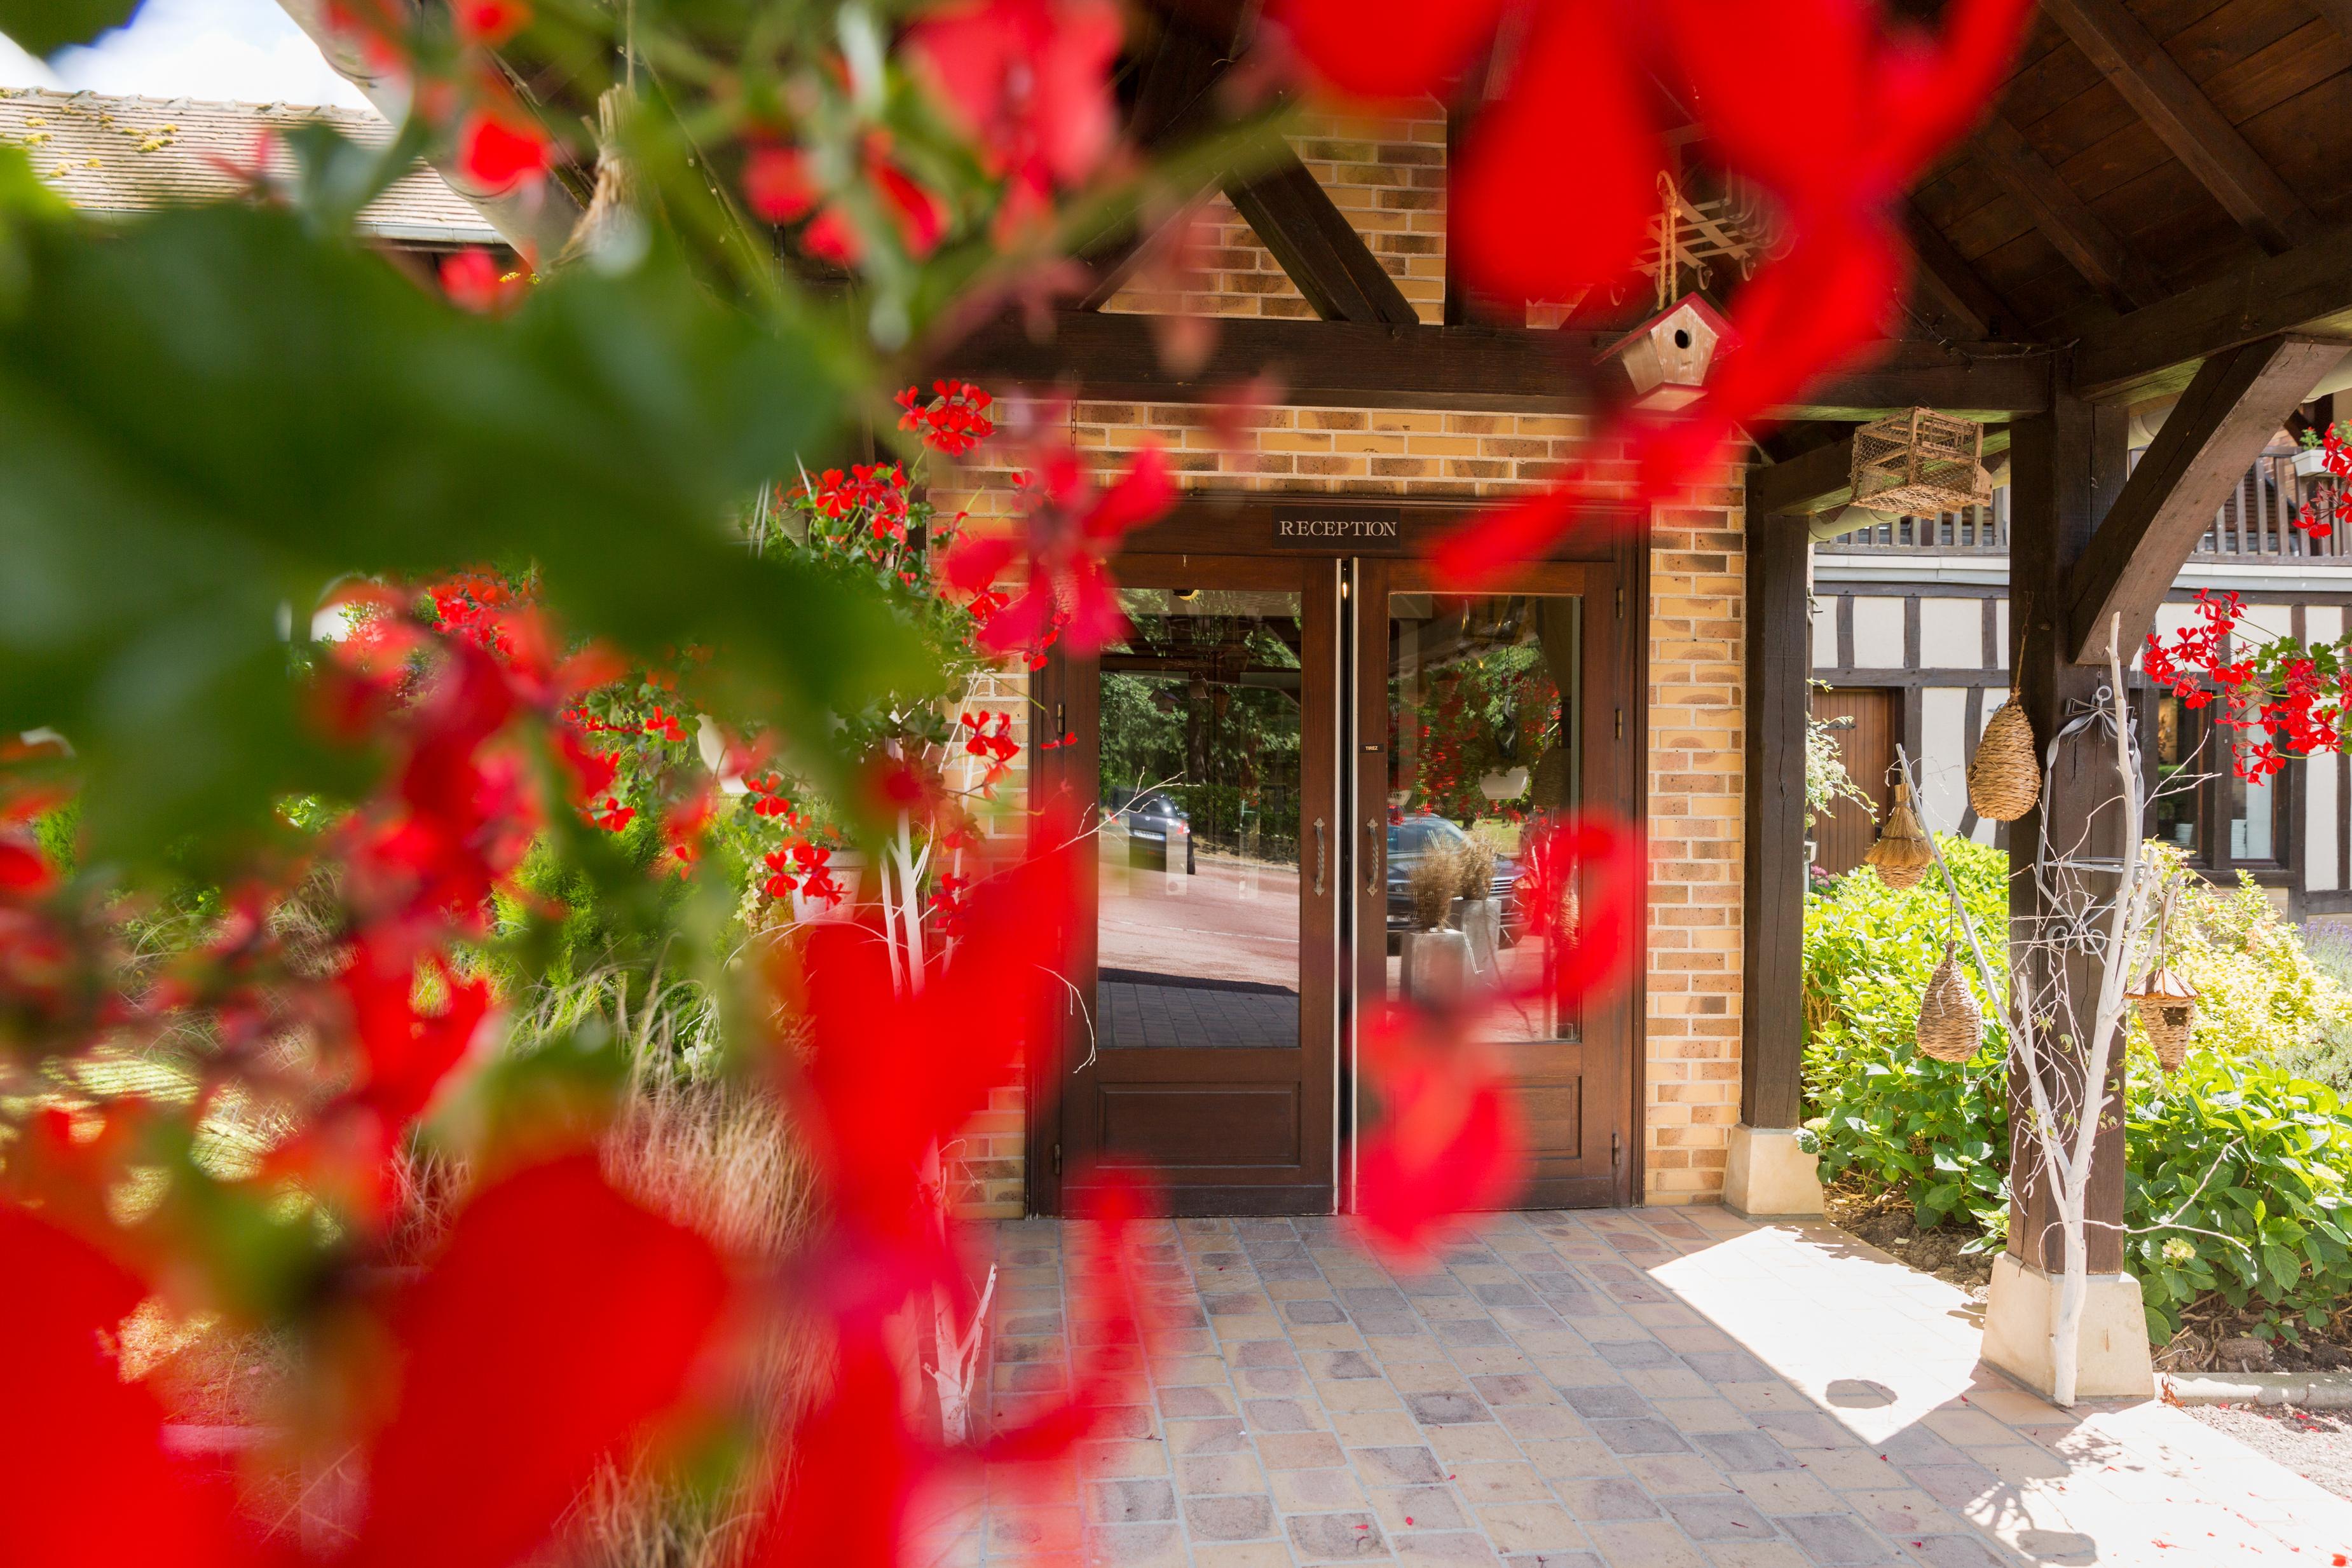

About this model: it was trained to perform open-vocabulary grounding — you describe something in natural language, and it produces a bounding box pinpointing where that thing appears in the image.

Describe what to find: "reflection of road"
[1100,849,1300,991]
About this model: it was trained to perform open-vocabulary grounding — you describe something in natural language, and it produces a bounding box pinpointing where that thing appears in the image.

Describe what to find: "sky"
[0,0,374,111]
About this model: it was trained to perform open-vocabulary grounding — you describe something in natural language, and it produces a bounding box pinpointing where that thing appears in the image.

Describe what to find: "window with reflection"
[2151,692,2204,856]
[1386,592,1579,1042]
[2145,687,2288,869]
[1095,588,1303,1051]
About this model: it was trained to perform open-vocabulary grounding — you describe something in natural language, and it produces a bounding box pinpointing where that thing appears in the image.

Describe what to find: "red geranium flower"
[903,0,1123,230]
[456,109,552,190]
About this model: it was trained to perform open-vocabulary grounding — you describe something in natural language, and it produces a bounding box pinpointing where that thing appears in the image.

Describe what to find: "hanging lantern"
[1864,782,1935,889]
[1850,407,1995,515]
[1915,941,1983,1062]
[2127,967,2199,1073]
[1967,689,2040,822]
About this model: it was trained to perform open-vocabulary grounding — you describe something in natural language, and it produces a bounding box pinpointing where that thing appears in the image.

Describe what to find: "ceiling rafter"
[2072,220,2352,400]
[1223,160,1421,325]
[943,311,2052,418]
[1973,114,2170,310]
[1901,200,2013,341]
[2042,0,2316,254]
[2064,335,2349,662]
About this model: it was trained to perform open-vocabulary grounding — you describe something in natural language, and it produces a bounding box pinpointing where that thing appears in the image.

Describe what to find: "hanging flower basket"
[1915,941,1982,1061]
[1864,781,1934,889]
[2128,965,2198,1072]
[1967,689,2039,822]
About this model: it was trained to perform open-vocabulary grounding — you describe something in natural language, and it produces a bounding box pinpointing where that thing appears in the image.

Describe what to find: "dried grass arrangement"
[1864,782,1934,889]
[1455,835,1500,901]
[1408,843,1460,930]
[1915,941,1983,1062]
[1967,690,2040,822]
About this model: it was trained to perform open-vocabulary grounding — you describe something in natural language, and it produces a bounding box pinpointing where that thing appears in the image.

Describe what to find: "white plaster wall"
[1850,597,1905,669]
[1917,686,1974,836]
[1994,599,2010,669]
[1971,694,2004,845]
[2138,603,2198,672]
[1919,599,1983,668]
[1812,596,1837,670]
[2238,602,2294,645]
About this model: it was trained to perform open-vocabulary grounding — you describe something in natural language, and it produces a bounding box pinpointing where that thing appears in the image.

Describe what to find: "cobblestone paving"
[953,1208,2352,1568]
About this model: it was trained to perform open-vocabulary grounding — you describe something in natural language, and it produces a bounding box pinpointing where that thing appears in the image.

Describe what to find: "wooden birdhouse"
[1599,294,1732,411]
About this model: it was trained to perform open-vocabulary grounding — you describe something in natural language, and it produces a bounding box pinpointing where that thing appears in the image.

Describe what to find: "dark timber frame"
[916,0,2352,1237]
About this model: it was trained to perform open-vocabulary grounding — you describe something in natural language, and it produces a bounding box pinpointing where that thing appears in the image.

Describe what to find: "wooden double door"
[1031,553,1636,1216]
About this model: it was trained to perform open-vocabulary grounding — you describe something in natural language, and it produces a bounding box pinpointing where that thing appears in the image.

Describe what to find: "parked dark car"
[1386,813,1521,947]
[1113,789,1196,874]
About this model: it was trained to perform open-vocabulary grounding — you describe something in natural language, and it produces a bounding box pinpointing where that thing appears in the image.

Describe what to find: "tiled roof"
[0,87,500,246]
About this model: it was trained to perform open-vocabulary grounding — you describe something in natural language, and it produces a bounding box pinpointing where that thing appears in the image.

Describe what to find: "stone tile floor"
[938,1206,2352,1567]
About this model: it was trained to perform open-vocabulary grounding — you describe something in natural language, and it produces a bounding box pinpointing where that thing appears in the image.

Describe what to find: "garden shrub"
[1800,836,2011,1232]
[2126,1052,2352,1339]
[2282,918,2352,1095]
[1803,835,2352,1340]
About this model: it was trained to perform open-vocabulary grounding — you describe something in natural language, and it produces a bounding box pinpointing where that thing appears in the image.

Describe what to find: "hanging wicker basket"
[2128,965,2199,1072]
[1865,782,1935,889]
[1967,690,2040,822]
[1850,407,1995,515]
[1916,941,1983,1062]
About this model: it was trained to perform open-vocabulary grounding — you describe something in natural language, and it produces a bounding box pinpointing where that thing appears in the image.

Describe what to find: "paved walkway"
[952,1207,2352,1567]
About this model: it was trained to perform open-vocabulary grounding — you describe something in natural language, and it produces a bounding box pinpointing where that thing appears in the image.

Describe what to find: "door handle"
[1313,817,1326,896]
[1364,818,1381,895]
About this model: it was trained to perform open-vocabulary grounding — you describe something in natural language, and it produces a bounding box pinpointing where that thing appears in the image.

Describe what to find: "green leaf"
[0,196,926,873]
[0,0,140,54]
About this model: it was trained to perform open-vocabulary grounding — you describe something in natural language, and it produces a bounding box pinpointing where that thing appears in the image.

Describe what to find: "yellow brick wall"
[938,104,1747,1214]
[1103,107,1447,324]
[1641,492,1747,1205]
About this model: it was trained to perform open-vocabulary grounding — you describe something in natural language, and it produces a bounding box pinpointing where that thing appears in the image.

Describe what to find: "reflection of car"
[1114,790,1196,874]
[1386,814,1521,946]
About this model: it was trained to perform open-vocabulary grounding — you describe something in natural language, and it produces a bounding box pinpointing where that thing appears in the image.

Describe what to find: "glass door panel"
[1353,559,1630,1210]
[1385,590,1582,1040]
[1097,587,1304,1049]
[1054,559,1339,1217]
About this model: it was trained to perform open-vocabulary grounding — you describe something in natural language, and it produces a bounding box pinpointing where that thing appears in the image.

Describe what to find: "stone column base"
[1981,1252,2155,1401]
[1722,1124,1826,1218]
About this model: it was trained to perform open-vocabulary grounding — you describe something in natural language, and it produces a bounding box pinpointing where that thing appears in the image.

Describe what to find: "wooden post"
[1740,512,1810,1130]
[2006,379,2132,1278]
[1727,503,1826,1215]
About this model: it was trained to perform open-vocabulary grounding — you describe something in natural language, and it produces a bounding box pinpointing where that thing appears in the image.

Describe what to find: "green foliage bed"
[1802,836,2352,1343]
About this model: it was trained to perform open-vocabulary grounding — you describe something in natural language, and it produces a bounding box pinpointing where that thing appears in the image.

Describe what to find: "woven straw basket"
[1967,692,2040,822]
[1916,942,1982,1062]
[1865,782,1935,889]
[2130,966,2198,1072]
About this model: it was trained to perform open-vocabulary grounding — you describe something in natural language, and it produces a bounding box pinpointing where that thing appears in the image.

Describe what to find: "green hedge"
[1802,837,2352,1342]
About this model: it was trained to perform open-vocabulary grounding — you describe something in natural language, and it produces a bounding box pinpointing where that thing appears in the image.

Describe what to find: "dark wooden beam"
[1740,512,1810,1131]
[2006,385,2133,1279]
[1903,200,2011,341]
[1222,158,1420,325]
[1750,436,1864,516]
[1079,11,1237,308]
[2043,0,2316,254]
[2063,336,2347,664]
[2310,0,2352,48]
[1748,423,2020,517]
[1973,116,2169,310]
[940,312,2054,417]
[2072,222,2352,400]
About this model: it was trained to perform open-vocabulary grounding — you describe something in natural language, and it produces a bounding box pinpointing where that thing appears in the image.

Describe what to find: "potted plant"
[1451,834,1503,979]
[1399,842,1470,1003]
